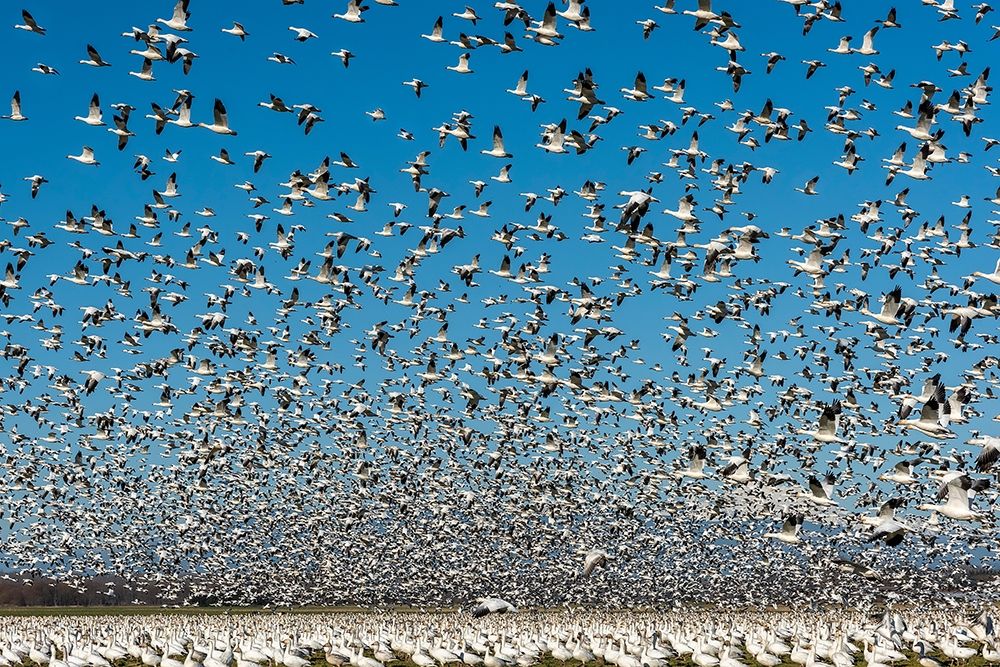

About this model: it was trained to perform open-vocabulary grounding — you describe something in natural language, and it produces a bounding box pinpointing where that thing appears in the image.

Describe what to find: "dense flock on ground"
[2,609,1000,667]
[1,0,1000,606]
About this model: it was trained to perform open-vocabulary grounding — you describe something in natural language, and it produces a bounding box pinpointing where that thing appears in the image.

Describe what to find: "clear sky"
[0,0,999,604]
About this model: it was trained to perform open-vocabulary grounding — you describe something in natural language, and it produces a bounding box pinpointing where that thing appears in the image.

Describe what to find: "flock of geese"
[0,610,1000,667]
[1,0,1000,607]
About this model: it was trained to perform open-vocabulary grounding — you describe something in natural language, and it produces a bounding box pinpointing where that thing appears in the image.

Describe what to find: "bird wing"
[807,475,825,499]
[862,26,878,50]
[493,126,505,152]
[946,482,971,511]
[918,397,941,424]
[214,98,228,127]
[172,0,190,22]
[976,439,1000,472]
[881,286,901,318]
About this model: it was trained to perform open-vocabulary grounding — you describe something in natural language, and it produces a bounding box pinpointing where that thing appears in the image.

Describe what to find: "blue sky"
[1,0,999,598]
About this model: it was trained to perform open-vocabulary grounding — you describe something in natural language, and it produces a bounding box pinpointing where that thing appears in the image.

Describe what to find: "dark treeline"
[0,575,171,607]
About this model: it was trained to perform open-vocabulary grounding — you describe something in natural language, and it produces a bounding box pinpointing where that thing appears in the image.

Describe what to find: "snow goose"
[764,514,803,544]
[877,7,902,28]
[794,176,820,195]
[1,91,27,121]
[331,49,355,67]
[897,392,955,439]
[109,112,135,150]
[158,0,191,31]
[403,79,428,98]
[481,127,512,158]
[15,9,45,34]
[80,44,111,67]
[199,98,237,135]
[536,119,568,153]
[422,16,446,42]
[447,53,473,74]
[221,22,248,39]
[802,473,837,506]
[797,401,845,443]
[878,460,918,485]
[972,435,1000,471]
[918,472,987,520]
[66,146,99,166]
[289,26,318,41]
[620,72,652,101]
[31,63,59,75]
[74,93,104,126]
[452,6,479,24]
[471,597,517,617]
[581,548,609,577]
[720,449,752,483]
[677,444,708,480]
[129,59,155,81]
[683,0,719,29]
[966,257,1000,286]
[333,1,368,23]
[526,3,563,40]
[870,514,908,546]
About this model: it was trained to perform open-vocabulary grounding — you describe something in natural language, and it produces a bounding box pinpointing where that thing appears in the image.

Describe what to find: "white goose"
[481,126,512,158]
[66,146,99,166]
[15,9,46,34]
[80,44,111,67]
[157,0,191,31]
[199,99,238,135]
[447,53,473,74]
[764,514,803,544]
[334,1,368,23]
[1,91,27,121]
[966,257,1000,285]
[919,472,983,520]
[74,93,104,126]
